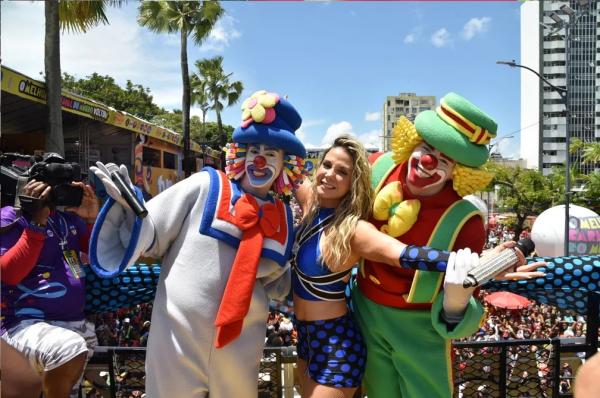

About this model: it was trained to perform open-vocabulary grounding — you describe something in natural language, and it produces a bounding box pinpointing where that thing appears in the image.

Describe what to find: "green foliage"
[62,72,165,120]
[571,139,600,164]
[572,170,600,213]
[192,56,243,148]
[137,1,223,45]
[150,111,233,145]
[489,162,561,239]
[59,0,122,33]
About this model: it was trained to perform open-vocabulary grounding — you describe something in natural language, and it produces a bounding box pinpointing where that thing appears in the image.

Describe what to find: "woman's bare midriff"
[293,294,349,321]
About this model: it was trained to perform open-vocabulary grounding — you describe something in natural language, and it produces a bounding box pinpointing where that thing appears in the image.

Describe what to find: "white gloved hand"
[89,162,133,209]
[443,248,479,320]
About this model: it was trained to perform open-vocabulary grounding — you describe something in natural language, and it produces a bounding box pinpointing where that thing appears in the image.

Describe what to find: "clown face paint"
[243,144,285,196]
[406,142,456,197]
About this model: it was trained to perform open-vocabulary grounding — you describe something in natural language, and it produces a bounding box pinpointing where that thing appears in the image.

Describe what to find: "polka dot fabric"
[84,263,161,314]
[295,313,366,388]
[485,255,600,315]
[399,245,451,272]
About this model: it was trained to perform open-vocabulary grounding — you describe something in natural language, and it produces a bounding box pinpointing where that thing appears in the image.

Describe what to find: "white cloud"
[0,2,241,116]
[301,119,327,128]
[321,121,355,146]
[295,129,317,149]
[462,17,491,41]
[431,28,451,48]
[199,15,241,53]
[404,33,416,44]
[320,122,381,150]
[365,112,380,122]
[357,129,382,150]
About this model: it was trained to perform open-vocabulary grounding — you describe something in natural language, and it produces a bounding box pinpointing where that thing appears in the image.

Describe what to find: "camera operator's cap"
[414,92,497,168]
[232,90,306,158]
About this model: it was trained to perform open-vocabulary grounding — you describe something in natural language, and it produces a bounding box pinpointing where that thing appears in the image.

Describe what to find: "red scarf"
[214,193,280,348]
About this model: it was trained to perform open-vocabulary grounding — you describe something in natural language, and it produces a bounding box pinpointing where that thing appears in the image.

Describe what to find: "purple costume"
[1,207,87,334]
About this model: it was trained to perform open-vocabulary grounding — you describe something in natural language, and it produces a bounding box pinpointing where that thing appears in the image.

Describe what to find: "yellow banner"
[1,66,201,152]
[2,66,110,122]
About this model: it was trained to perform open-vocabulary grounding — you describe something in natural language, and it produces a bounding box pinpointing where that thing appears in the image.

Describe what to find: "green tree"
[571,138,600,165]
[45,0,120,155]
[572,171,600,213]
[150,110,233,145]
[190,75,211,126]
[138,1,223,177]
[489,163,559,240]
[62,72,165,120]
[192,56,243,164]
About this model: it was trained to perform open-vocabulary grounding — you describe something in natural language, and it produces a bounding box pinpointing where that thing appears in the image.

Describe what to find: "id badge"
[63,250,85,279]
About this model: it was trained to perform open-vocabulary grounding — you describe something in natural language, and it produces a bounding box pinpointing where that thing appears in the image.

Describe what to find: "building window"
[143,147,161,168]
[163,151,176,170]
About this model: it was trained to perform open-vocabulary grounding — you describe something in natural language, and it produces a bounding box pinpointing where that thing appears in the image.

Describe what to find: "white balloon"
[531,204,599,257]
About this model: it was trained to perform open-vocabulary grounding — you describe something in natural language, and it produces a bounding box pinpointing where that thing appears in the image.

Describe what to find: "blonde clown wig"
[391,117,494,197]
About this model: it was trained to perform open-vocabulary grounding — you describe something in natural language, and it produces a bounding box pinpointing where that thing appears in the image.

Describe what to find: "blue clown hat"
[232,90,306,158]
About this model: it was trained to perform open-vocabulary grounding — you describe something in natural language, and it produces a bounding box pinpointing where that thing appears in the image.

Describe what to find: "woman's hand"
[66,182,99,224]
[488,241,546,281]
[21,179,51,225]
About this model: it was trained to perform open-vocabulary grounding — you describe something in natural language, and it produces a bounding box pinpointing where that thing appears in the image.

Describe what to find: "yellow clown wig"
[390,116,494,197]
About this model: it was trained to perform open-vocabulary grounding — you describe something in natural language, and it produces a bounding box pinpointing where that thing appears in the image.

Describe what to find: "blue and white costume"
[292,207,366,388]
[89,167,293,398]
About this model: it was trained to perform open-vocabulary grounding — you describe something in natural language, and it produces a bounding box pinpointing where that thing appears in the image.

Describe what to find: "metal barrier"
[84,338,595,398]
[83,292,599,397]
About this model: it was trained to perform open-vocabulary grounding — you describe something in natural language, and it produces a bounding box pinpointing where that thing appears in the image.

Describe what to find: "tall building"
[382,93,436,151]
[520,0,599,176]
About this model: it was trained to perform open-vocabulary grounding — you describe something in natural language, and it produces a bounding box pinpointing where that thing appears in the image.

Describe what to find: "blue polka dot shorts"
[295,313,366,388]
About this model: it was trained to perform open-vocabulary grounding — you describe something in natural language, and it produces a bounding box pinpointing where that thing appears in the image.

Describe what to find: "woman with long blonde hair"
[291,135,543,398]
[292,135,456,398]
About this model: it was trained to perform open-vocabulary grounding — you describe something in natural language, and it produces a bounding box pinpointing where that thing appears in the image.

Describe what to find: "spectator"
[1,162,99,398]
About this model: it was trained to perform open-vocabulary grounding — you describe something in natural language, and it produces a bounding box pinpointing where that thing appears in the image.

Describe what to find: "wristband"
[399,245,450,272]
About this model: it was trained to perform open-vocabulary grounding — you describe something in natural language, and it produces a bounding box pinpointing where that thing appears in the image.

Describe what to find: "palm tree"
[190,75,212,140]
[192,56,243,167]
[138,1,223,177]
[582,142,600,164]
[45,0,118,155]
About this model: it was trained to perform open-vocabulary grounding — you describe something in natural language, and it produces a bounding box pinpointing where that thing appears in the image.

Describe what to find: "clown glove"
[89,162,137,237]
[90,162,134,209]
[442,248,479,322]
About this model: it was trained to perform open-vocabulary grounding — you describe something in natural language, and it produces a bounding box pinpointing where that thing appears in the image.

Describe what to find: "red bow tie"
[214,193,280,348]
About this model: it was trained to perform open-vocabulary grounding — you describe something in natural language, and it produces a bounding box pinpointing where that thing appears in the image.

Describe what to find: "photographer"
[1,155,99,398]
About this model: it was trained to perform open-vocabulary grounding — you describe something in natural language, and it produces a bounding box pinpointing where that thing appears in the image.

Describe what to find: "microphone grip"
[462,247,522,288]
[110,171,148,219]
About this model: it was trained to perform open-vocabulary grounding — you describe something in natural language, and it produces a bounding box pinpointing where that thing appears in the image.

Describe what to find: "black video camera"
[18,153,84,212]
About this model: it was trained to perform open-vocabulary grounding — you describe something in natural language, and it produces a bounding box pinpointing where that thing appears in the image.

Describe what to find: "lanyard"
[47,213,68,250]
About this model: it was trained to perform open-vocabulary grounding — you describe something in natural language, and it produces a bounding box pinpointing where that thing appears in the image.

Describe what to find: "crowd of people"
[453,290,592,397]
[93,304,153,348]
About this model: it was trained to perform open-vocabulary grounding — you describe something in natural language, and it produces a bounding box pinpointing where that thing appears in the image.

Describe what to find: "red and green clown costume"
[352,93,497,398]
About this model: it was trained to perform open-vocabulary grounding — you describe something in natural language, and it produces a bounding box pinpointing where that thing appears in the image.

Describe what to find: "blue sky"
[2,0,523,157]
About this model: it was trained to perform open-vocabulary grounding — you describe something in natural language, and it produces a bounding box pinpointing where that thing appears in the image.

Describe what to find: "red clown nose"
[420,154,438,170]
[253,156,267,168]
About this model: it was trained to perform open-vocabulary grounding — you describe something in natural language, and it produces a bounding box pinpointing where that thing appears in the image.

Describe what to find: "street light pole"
[497,59,571,255]
[498,1,590,257]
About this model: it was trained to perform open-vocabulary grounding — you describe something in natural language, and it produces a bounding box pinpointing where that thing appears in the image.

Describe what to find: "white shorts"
[2,319,97,373]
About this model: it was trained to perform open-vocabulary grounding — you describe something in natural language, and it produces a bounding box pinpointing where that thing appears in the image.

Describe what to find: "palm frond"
[59,0,119,33]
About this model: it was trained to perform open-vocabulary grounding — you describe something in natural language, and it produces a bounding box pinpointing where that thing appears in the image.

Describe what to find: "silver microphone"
[462,238,535,288]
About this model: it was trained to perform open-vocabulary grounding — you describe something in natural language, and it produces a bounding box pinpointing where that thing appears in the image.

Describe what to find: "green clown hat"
[414,92,497,168]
